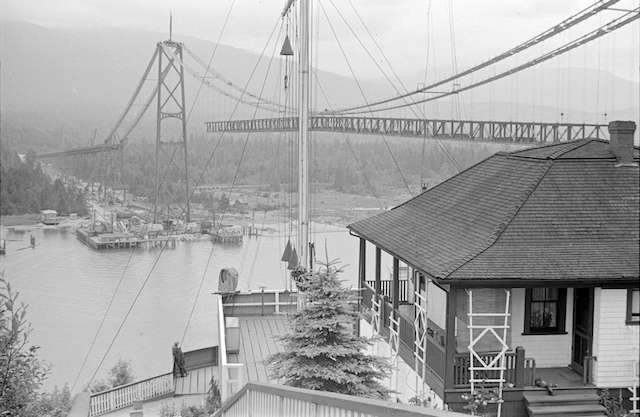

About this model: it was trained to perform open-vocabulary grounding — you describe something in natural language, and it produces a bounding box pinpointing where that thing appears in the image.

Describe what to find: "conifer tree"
[268,262,391,399]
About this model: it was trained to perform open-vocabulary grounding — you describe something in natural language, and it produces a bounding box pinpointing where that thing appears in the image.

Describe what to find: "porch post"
[357,238,365,337]
[358,238,366,288]
[444,285,457,391]
[514,346,526,388]
[392,257,400,310]
[375,247,381,294]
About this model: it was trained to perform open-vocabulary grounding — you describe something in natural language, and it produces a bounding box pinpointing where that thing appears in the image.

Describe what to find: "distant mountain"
[0,20,381,150]
[0,20,638,152]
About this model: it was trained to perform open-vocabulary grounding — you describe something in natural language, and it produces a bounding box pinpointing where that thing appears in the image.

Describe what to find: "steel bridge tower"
[153,38,191,224]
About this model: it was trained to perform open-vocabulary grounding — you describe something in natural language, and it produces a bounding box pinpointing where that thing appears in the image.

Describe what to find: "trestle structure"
[630,360,639,414]
[467,289,511,417]
[414,285,429,395]
[205,116,608,145]
[389,309,400,393]
[371,294,381,337]
[389,309,400,360]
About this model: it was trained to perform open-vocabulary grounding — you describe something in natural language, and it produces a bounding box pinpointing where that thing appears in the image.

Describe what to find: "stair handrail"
[88,371,174,416]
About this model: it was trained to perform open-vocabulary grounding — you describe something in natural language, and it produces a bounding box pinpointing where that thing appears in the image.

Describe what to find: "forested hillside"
[65,134,505,203]
[0,147,87,216]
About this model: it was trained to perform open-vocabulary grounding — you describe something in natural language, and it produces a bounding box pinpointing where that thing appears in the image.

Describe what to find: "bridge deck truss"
[205,116,608,144]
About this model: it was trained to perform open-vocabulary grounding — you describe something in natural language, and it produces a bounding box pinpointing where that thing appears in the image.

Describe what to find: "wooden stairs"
[524,389,607,417]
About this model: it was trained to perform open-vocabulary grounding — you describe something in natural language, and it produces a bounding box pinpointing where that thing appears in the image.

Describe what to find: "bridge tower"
[153,38,191,224]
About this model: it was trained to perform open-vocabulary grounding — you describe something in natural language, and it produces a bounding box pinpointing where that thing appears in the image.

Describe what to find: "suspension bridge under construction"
[24,1,640,416]
[36,0,638,229]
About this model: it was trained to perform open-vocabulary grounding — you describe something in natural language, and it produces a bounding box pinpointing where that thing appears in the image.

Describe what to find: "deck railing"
[452,349,536,388]
[221,288,298,316]
[88,372,174,416]
[212,382,470,417]
[365,279,410,303]
[361,282,446,385]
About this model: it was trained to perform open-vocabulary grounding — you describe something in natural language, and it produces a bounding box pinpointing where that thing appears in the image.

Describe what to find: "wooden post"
[392,258,400,310]
[514,346,526,388]
[375,247,381,294]
[382,295,388,329]
[358,238,366,287]
[357,238,366,337]
[444,286,457,391]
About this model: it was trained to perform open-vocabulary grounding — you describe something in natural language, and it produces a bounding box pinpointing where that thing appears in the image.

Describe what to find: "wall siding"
[510,288,574,368]
[455,288,512,353]
[593,288,640,388]
[427,280,447,330]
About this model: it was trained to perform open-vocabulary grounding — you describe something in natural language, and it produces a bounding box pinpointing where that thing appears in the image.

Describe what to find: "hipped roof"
[348,139,639,285]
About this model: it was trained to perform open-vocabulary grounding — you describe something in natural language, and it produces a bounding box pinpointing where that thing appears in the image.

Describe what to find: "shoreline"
[1,213,41,227]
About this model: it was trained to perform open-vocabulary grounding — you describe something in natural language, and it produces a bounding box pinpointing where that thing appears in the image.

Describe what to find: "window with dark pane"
[524,288,567,334]
[627,289,640,325]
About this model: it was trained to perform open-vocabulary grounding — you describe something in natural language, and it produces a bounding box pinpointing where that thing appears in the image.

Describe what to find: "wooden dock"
[76,228,177,250]
[228,315,289,384]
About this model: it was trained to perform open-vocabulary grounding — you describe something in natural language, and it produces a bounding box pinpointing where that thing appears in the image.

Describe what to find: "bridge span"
[34,143,122,159]
[206,116,608,144]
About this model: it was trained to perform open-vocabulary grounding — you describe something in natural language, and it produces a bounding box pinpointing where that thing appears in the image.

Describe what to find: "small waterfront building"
[40,209,59,225]
[348,121,639,416]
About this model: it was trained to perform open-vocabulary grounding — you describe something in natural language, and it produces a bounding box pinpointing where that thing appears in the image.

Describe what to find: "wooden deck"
[174,365,218,395]
[534,367,590,388]
[229,315,290,384]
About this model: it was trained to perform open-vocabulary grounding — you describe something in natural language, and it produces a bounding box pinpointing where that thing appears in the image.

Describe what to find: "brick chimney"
[608,120,637,166]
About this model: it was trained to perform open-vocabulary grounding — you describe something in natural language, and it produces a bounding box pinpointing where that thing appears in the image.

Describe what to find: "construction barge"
[76,228,177,250]
[211,225,244,244]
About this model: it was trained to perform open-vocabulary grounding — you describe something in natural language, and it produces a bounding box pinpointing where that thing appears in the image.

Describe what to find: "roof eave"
[433,276,640,289]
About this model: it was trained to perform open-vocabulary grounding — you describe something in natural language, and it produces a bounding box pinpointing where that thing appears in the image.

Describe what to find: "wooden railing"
[362,282,374,310]
[221,288,298,316]
[452,348,536,388]
[212,382,470,417]
[397,311,446,384]
[88,372,174,416]
[361,282,446,385]
[365,279,410,304]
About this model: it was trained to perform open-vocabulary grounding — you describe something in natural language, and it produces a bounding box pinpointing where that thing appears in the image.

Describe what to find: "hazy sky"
[3,0,639,81]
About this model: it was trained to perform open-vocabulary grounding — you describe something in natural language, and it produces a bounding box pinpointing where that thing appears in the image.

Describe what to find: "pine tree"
[0,275,49,415]
[268,263,391,399]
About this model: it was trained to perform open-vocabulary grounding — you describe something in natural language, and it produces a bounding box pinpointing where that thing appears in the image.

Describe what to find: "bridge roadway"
[205,116,608,144]
[34,143,122,159]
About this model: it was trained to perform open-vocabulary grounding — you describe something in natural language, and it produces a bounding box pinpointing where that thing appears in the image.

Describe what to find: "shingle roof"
[348,139,639,284]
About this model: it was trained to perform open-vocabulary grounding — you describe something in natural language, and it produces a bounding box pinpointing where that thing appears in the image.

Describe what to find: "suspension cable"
[326,0,423,115]
[335,8,640,115]
[184,46,292,112]
[319,0,413,195]
[186,0,237,122]
[313,70,387,210]
[87,241,168,387]
[103,48,159,144]
[186,17,283,204]
[326,0,622,115]
[71,248,136,392]
[339,0,461,172]
[179,21,284,340]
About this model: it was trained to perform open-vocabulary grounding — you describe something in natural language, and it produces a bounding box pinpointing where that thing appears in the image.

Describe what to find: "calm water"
[0,223,358,390]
